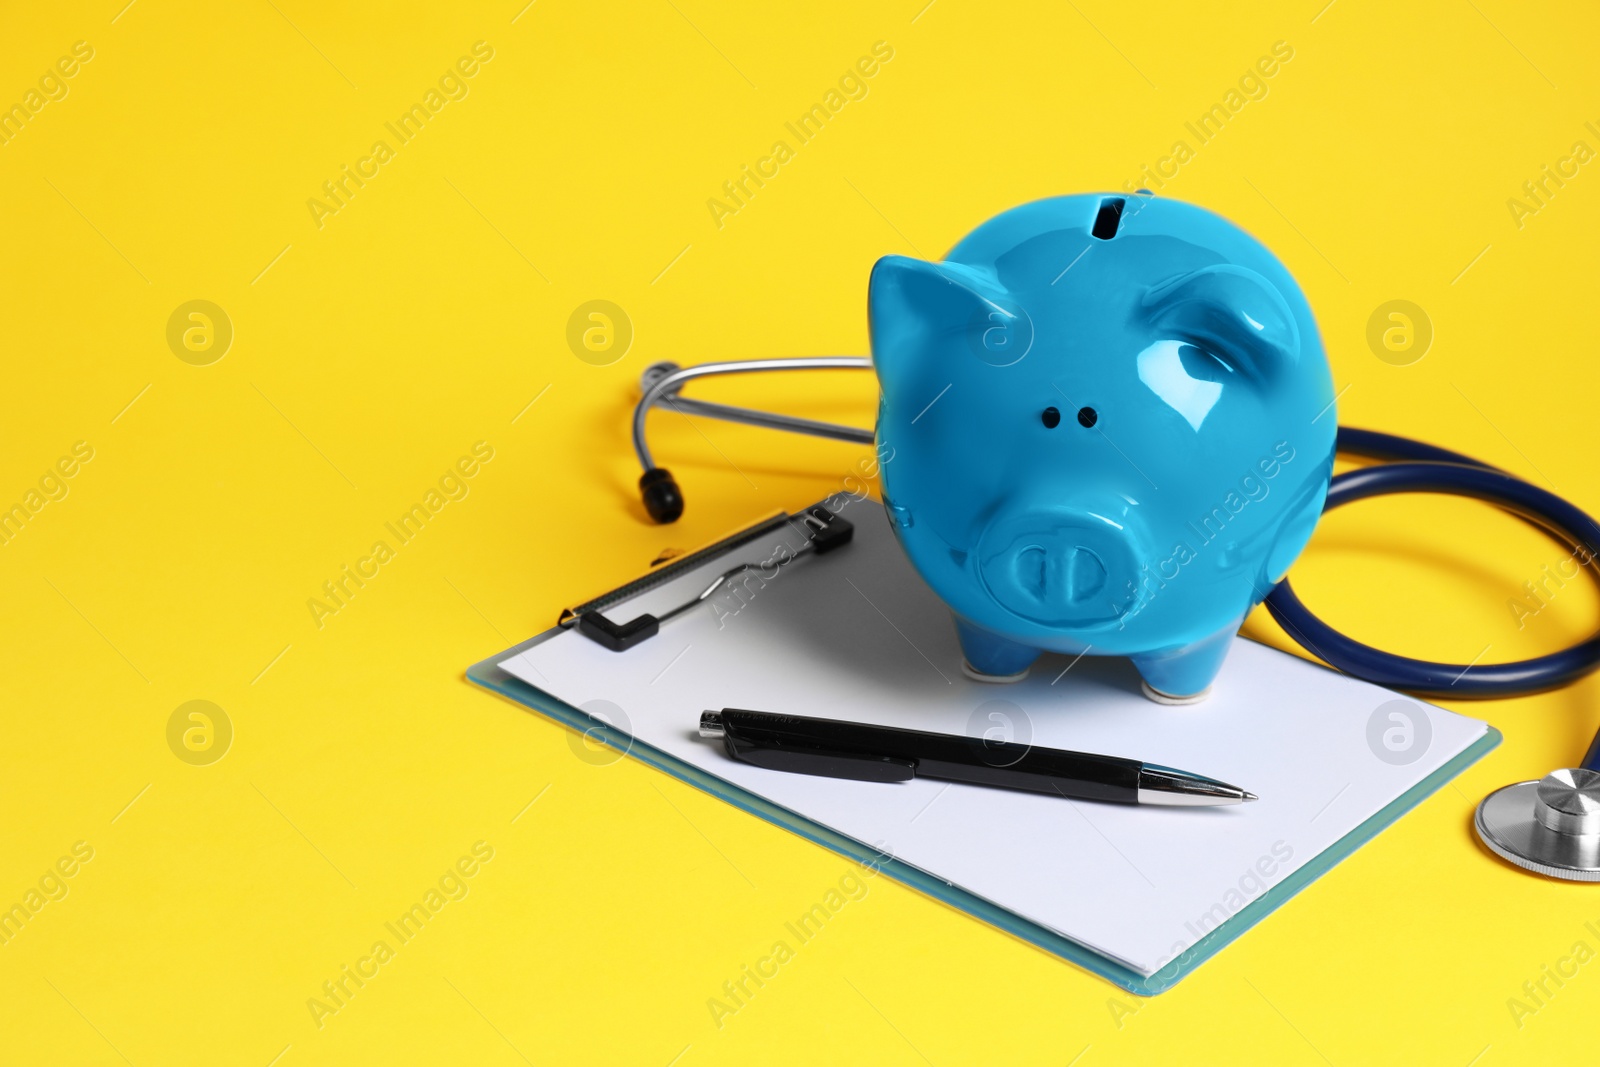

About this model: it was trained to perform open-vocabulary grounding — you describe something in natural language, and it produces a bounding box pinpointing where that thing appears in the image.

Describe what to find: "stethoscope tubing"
[631,357,872,470]
[1265,428,1600,720]
[632,363,1600,742]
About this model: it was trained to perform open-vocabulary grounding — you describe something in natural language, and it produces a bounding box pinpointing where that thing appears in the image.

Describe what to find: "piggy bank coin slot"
[1091,197,1125,240]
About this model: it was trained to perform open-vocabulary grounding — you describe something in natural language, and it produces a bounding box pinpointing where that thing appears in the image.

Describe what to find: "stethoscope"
[629,357,1600,881]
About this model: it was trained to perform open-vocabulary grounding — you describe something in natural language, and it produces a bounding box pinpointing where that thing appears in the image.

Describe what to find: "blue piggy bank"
[868,194,1336,702]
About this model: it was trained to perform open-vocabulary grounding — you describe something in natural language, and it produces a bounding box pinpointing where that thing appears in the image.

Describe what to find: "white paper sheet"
[500,499,1487,976]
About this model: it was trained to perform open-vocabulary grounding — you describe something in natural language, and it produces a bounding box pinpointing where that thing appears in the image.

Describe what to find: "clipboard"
[467,495,1499,994]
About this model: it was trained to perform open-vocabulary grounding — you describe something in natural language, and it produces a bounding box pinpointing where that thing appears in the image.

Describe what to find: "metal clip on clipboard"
[561,505,854,653]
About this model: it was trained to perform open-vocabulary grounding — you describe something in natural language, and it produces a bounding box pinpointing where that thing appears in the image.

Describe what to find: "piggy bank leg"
[954,617,1040,682]
[1129,622,1240,704]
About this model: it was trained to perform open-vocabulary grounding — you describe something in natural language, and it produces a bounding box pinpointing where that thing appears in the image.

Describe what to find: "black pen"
[698,709,1257,806]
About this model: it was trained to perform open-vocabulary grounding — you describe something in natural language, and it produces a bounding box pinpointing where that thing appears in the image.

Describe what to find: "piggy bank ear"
[1140,265,1300,381]
[869,255,1023,389]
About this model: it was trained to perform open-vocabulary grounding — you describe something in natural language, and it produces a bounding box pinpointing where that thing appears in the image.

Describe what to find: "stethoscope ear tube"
[632,358,874,524]
[638,467,684,524]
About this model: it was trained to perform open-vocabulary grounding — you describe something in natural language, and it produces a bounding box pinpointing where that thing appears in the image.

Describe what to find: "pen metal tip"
[698,711,725,739]
[1137,764,1257,806]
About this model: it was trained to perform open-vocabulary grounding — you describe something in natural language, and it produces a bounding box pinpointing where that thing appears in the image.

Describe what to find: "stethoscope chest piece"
[1475,768,1600,882]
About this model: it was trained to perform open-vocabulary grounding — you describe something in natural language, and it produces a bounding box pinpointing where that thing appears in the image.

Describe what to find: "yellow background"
[3,0,1598,1062]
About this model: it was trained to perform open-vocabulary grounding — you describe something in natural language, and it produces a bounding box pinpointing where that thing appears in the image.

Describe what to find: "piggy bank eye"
[1041,406,1061,428]
[1177,342,1233,384]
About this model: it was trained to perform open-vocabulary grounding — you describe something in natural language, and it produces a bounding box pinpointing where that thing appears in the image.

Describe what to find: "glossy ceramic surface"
[868,193,1336,698]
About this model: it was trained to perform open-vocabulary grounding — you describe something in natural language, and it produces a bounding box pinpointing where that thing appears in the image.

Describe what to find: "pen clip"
[727,737,916,783]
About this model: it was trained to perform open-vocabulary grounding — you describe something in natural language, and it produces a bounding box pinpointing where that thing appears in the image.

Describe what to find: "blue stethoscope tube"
[1265,427,1600,752]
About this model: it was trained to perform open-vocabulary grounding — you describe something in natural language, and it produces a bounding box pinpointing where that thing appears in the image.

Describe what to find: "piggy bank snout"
[976,509,1148,627]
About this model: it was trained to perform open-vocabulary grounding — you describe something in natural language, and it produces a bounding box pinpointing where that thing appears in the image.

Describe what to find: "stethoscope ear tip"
[640,467,684,524]
[1475,768,1600,882]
